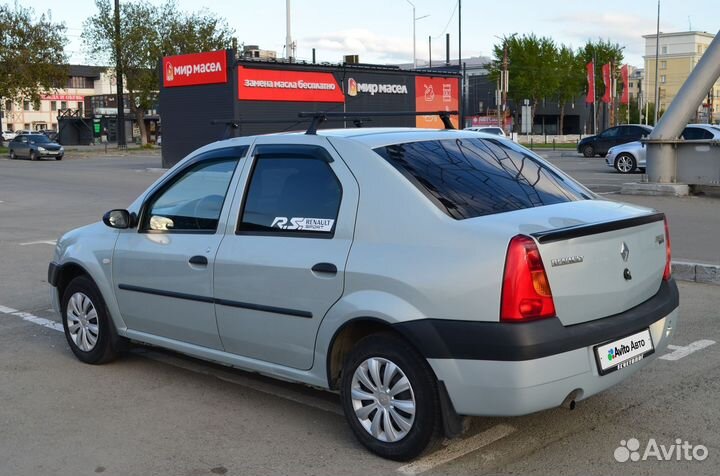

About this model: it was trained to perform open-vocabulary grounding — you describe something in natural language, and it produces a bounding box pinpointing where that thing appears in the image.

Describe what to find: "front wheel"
[615,153,637,174]
[340,333,440,461]
[29,150,37,161]
[582,145,595,157]
[61,276,124,364]
[56,154,63,161]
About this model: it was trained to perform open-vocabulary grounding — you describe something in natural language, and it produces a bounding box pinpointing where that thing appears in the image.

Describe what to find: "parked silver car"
[607,124,720,173]
[49,127,678,460]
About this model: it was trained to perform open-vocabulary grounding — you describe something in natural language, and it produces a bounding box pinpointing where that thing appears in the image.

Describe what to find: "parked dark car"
[8,133,64,161]
[577,124,652,158]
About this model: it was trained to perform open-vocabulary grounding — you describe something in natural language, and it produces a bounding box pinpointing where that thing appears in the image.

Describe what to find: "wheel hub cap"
[66,292,99,352]
[350,357,416,443]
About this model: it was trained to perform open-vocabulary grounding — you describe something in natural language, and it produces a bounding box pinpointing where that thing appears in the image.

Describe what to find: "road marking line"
[396,424,516,475]
[0,306,64,332]
[19,240,57,246]
[659,340,716,361]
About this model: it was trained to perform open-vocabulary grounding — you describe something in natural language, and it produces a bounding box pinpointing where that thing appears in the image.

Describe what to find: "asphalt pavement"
[0,150,718,476]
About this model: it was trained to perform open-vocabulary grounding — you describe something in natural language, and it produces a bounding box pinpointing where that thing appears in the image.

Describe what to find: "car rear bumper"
[395,279,679,416]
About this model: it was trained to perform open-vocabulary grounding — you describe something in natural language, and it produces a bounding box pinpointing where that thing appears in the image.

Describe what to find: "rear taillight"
[500,235,556,322]
[663,217,672,280]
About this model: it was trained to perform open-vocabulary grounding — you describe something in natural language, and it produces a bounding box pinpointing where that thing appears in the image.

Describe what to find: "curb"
[672,260,720,285]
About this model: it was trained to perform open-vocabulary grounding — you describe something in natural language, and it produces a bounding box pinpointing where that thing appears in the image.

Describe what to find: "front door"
[12,136,29,157]
[113,147,247,349]
[214,138,358,370]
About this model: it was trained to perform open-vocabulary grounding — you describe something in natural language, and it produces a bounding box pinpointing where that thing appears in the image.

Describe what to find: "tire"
[340,333,440,461]
[56,154,63,161]
[9,150,15,160]
[614,153,637,174]
[582,145,595,157]
[61,275,124,364]
[29,150,37,161]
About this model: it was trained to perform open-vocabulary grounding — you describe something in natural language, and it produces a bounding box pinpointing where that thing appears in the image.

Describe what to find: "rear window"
[374,138,593,219]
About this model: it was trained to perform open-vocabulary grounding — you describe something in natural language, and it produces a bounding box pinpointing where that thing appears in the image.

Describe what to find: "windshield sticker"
[271,217,334,232]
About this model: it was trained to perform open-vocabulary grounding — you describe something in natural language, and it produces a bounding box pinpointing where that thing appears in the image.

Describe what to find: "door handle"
[311,263,337,274]
[189,255,208,266]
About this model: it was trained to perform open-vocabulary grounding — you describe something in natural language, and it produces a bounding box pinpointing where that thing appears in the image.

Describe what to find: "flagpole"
[593,54,597,134]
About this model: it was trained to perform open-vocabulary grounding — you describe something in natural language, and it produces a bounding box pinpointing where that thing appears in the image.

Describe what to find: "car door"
[112,145,248,349]
[213,136,359,370]
[595,127,619,154]
[12,136,29,156]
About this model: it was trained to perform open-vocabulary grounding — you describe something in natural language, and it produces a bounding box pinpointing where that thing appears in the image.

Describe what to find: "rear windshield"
[374,138,593,219]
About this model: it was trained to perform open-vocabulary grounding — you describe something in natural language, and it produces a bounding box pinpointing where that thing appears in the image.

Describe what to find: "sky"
[24,0,720,68]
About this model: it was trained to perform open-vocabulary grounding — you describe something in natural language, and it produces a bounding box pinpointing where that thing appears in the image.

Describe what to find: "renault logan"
[48,127,678,460]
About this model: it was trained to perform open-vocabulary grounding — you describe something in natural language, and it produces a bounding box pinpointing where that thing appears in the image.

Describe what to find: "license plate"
[594,329,654,375]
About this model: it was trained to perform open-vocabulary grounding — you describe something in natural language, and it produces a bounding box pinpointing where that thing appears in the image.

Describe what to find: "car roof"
[315,127,500,148]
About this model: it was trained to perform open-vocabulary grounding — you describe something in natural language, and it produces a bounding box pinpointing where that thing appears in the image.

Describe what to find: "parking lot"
[0,151,718,476]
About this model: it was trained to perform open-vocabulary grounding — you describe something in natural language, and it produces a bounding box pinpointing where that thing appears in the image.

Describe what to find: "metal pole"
[428,36,432,68]
[592,55,597,135]
[458,0,461,67]
[647,29,720,182]
[114,0,126,148]
[653,0,661,125]
[285,0,293,61]
[501,40,508,133]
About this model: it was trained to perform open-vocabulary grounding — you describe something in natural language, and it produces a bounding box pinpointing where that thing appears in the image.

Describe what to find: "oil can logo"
[166,62,174,82]
[614,438,708,462]
[348,78,358,97]
[423,84,434,102]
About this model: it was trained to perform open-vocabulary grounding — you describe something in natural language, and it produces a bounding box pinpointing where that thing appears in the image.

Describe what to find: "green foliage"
[82,0,235,142]
[578,39,625,101]
[0,3,67,110]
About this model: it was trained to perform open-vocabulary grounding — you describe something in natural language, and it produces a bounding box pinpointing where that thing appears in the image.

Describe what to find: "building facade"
[643,31,720,122]
[2,65,115,132]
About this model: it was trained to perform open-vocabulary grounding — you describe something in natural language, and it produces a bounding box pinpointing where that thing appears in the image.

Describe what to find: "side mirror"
[103,209,135,229]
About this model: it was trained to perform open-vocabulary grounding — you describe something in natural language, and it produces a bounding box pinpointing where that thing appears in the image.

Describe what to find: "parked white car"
[2,130,17,142]
[607,124,720,173]
[464,126,507,137]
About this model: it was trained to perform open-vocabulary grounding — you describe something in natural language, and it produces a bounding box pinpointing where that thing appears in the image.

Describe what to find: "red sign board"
[238,67,344,103]
[42,95,84,101]
[414,76,460,129]
[163,50,228,88]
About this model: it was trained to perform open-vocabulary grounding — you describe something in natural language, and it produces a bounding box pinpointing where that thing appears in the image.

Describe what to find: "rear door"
[213,136,358,370]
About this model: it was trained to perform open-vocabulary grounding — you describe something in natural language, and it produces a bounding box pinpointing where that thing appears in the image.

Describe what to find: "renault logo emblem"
[620,242,630,262]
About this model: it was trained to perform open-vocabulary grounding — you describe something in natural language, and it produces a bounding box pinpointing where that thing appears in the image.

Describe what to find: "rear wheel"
[61,276,124,364]
[582,145,595,157]
[614,153,637,174]
[340,333,440,461]
[9,150,15,160]
[29,150,37,161]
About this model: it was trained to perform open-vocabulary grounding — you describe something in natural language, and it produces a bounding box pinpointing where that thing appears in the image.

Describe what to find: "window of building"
[50,101,57,111]
[661,75,666,83]
[67,76,94,89]
[23,100,30,111]
[60,101,67,110]
[239,150,342,235]
[24,123,30,129]
[661,46,667,54]
[4,100,11,111]
[660,60,667,69]
[77,102,84,116]
[698,45,703,54]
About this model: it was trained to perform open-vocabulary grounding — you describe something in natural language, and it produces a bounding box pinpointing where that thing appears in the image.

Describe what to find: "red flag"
[601,63,612,104]
[586,62,595,104]
[621,64,630,105]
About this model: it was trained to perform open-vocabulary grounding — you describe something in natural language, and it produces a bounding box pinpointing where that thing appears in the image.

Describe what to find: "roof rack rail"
[298,110,458,135]
[210,117,372,139]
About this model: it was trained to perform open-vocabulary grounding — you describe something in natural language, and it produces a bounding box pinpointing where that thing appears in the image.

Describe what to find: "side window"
[238,151,342,236]
[142,158,239,233]
[681,128,699,140]
[601,128,618,138]
[698,129,714,140]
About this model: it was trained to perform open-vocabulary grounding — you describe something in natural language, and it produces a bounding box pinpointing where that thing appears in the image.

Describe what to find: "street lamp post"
[405,0,428,68]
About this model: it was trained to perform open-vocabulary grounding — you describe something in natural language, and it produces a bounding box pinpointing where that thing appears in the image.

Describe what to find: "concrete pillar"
[647,30,720,183]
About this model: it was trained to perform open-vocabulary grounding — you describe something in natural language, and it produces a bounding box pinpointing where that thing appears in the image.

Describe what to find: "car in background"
[2,130,17,142]
[578,124,652,158]
[464,126,507,137]
[48,126,677,460]
[38,129,59,142]
[606,124,720,173]
[8,133,64,160]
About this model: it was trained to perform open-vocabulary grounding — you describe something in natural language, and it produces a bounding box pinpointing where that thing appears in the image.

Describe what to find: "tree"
[0,3,67,131]
[82,0,235,145]
[491,34,559,132]
[555,45,585,135]
[578,40,625,129]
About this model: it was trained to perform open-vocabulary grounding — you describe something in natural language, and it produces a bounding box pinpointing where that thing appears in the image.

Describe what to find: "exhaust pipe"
[561,389,582,410]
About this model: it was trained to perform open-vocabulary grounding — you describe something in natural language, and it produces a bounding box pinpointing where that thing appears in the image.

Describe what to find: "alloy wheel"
[616,155,635,173]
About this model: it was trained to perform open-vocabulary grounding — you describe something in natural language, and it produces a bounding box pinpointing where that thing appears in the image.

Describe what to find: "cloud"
[301,28,412,60]
[545,13,681,65]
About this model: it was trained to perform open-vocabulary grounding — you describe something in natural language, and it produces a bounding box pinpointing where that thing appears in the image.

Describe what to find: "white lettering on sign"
[659,339,716,361]
[354,82,408,95]
[173,62,222,77]
[243,79,337,90]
